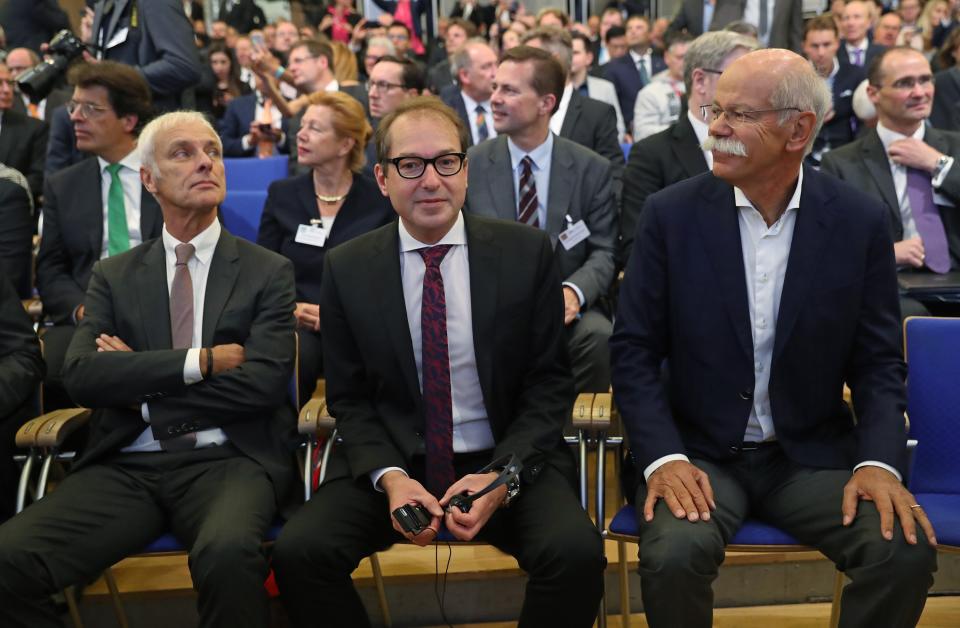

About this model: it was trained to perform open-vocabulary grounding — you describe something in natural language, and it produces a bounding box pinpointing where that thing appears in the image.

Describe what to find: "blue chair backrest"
[223,156,288,192]
[220,190,267,243]
[905,317,960,495]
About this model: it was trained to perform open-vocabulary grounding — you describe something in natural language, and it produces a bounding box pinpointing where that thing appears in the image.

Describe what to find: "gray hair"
[139,111,222,177]
[520,26,573,77]
[683,31,759,94]
[366,36,396,56]
[450,37,492,77]
[769,63,832,156]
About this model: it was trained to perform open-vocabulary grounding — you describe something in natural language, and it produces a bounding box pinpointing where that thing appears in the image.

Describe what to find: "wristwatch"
[932,154,951,180]
[500,474,521,508]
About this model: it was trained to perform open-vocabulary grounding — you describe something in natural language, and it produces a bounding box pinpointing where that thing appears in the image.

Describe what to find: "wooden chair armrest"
[298,397,336,437]
[591,392,615,431]
[34,408,92,448]
[571,393,596,430]
[15,415,51,448]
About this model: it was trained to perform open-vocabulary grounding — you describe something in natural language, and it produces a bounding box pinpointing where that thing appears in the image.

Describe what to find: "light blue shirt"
[702,0,715,34]
[506,132,553,231]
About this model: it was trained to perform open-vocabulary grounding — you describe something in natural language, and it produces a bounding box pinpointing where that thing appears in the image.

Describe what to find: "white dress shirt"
[629,49,652,81]
[844,39,869,65]
[644,169,901,481]
[875,122,956,242]
[687,108,713,169]
[97,150,145,259]
[549,84,574,136]
[632,73,685,140]
[370,213,496,488]
[460,90,497,145]
[124,220,229,452]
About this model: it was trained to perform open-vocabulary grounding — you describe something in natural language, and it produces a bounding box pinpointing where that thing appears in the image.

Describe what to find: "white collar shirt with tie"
[97,150,144,259]
[506,132,554,229]
[460,90,496,145]
[629,49,651,82]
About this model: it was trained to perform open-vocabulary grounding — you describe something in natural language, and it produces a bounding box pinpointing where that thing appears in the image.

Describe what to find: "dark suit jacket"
[90,0,202,112]
[0,273,43,422]
[766,0,803,52]
[838,40,885,69]
[44,105,87,177]
[439,85,475,147]
[37,158,164,325]
[821,127,960,269]
[931,67,960,132]
[257,173,395,305]
[0,109,48,201]
[0,0,70,53]
[0,178,33,299]
[10,88,71,125]
[219,0,265,33]
[602,51,667,130]
[62,230,298,499]
[320,213,574,482]
[559,90,625,197]
[668,0,744,36]
[218,92,290,157]
[427,58,455,95]
[449,2,493,32]
[372,0,429,41]
[619,112,708,265]
[610,168,908,480]
[815,59,865,152]
[465,135,617,309]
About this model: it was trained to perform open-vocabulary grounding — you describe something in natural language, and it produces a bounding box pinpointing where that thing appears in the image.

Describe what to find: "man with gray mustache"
[611,49,937,627]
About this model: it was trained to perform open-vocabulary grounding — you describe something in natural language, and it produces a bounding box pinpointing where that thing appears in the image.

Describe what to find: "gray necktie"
[163,242,198,451]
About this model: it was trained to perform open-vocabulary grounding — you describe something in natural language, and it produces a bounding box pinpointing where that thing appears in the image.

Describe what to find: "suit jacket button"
[739,390,753,400]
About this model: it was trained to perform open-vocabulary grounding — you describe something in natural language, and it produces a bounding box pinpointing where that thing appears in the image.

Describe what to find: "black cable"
[434,541,454,628]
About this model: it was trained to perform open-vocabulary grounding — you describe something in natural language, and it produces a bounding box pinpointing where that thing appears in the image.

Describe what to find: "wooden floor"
[434,596,960,628]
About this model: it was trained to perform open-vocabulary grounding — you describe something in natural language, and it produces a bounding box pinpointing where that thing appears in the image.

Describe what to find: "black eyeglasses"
[701,68,724,75]
[368,79,405,92]
[386,152,466,179]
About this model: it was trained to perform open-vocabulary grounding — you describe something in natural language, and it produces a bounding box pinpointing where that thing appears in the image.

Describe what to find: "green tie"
[106,163,130,256]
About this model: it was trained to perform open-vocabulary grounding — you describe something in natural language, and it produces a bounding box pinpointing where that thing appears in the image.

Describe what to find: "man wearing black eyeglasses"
[823,46,960,320]
[36,61,161,411]
[272,96,605,627]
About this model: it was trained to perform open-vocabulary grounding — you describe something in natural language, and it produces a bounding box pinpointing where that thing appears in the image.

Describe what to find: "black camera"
[17,30,89,101]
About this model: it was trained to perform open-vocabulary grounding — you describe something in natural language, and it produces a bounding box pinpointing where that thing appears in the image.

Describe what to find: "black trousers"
[0,444,277,628]
[273,450,605,628]
[634,444,937,628]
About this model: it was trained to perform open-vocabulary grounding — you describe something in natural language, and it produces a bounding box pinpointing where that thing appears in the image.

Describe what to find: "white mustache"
[702,136,749,157]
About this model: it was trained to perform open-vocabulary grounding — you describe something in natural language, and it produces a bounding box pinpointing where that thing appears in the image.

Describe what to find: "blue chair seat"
[223,156,288,192]
[220,190,267,243]
[915,493,960,548]
[608,504,802,546]
[139,521,285,554]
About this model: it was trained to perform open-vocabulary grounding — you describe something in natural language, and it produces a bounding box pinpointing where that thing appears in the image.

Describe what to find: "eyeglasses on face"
[386,152,466,179]
[699,104,802,126]
[67,100,111,119]
[368,79,405,92]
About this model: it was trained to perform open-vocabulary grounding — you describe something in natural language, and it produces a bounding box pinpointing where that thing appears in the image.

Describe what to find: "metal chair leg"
[618,540,630,627]
[35,452,54,500]
[16,451,36,513]
[103,568,129,628]
[578,429,589,511]
[64,586,84,628]
[829,569,844,628]
[595,432,608,628]
[369,552,391,627]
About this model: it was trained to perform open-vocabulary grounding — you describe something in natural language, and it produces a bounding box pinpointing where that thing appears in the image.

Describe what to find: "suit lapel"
[673,115,708,178]
[696,177,752,359]
[136,239,171,350]
[105,0,131,48]
[485,137,518,221]
[371,226,422,405]
[139,188,162,240]
[860,131,900,222]
[81,160,106,256]
[464,215,498,409]
[773,169,836,361]
[546,139,573,242]
[202,230,241,346]
[559,91,582,138]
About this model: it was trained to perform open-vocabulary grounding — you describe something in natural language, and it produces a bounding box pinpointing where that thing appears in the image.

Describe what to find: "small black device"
[18,30,90,101]
[392,503,433,535]
[446,453,522,514]
[258,123,273,134]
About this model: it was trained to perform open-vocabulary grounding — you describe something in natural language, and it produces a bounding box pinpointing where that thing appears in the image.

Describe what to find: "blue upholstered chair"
[219,190,267,243]
[222,156,288,193]
[904,317,960,552]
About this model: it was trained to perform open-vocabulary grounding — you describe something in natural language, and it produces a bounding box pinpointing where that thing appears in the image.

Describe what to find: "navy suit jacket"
[610,167,908,483]
[603,52,667,129]
[257,173,395,305]
[439,85,475,147]
[218,93,291,157]
[815,59,865,152]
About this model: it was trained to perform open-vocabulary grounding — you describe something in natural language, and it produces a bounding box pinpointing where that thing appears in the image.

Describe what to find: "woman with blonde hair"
[257,91,394,400]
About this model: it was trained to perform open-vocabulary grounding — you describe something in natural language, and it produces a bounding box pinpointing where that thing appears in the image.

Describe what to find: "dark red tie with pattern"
[418,245,455,498]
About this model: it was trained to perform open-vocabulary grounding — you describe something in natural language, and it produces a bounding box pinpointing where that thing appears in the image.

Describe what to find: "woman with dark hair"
[201,42,250,122]
[258,92,394,401]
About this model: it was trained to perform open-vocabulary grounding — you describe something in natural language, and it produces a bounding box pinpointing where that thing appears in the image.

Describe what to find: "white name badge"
[558,219,590,250]
[295,224,327,247]
[106,27,129,50]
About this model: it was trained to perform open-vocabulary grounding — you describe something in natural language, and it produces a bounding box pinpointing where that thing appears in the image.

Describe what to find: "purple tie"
[907,168,951,273]
[418,245,455,498]
[852,49,864,66]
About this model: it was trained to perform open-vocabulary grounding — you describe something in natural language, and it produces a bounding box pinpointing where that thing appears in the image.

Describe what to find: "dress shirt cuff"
[561,281,586,308]
[141,402,151,423]
[643,454,690,482]
[854,460,902,483]
[183,348,203,385]
[241,135,252,151]
[370,466,407,492]
[932,156,955,188]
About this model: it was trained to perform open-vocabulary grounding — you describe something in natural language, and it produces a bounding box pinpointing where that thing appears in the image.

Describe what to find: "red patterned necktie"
[518,156,539,228]
[418,245,455,498]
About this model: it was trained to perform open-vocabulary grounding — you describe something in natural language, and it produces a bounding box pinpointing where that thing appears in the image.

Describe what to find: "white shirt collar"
[162,218,222,267]
[827,57,840,81]
[846,38,868,53]
[687,108,710,145]
[734,167,804,215]
[398,210,467,251]
[876,120,925,153]
[506,131,554,173]
[323,78,340,92]
[629,49,650,65]
[98,147,141,175]
[459,90,491,115]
